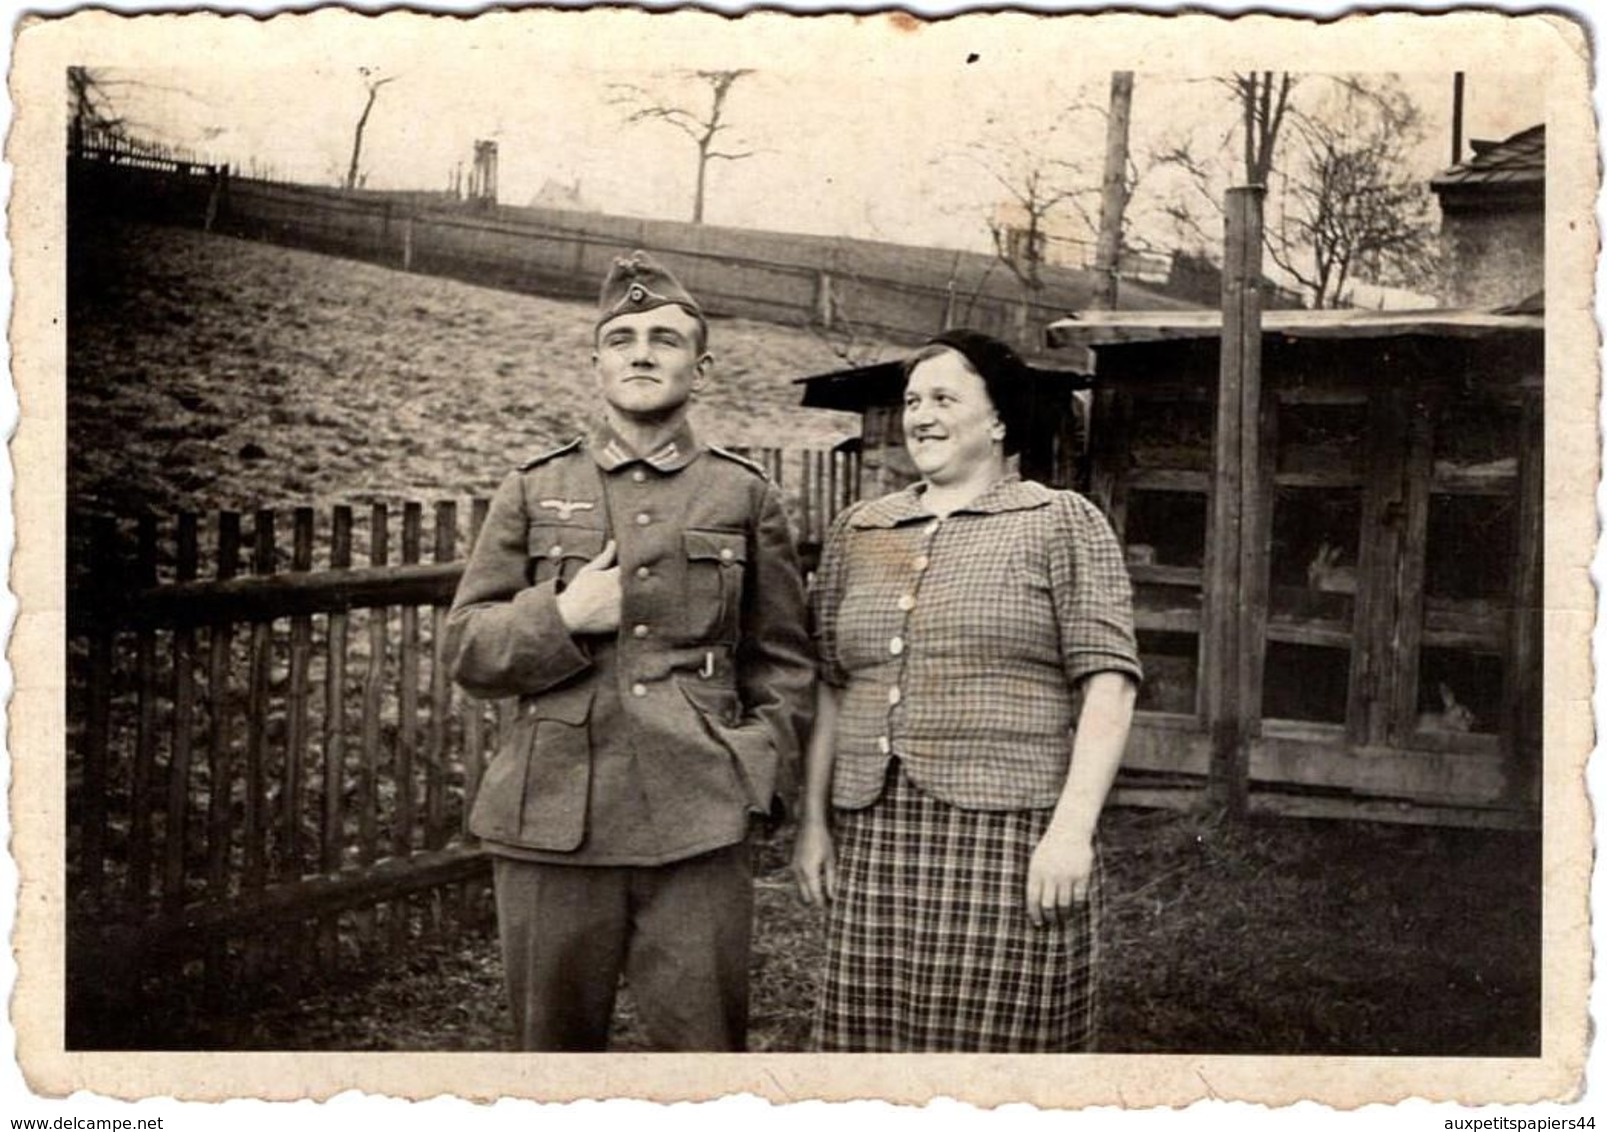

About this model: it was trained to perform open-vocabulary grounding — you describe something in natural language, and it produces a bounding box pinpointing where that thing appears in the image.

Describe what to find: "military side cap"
[597,250,704,327]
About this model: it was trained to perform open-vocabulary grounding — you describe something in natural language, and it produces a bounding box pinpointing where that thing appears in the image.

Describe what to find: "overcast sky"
[94,17,1545,259]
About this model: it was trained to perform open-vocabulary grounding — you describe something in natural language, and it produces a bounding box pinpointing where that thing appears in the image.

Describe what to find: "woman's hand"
[791,819,838,907]
[1025,826,1095,927]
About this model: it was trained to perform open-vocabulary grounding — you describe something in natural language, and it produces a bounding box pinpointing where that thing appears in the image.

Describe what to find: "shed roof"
[1045,307,1543,349]
[795,358,1091,413]
[1430,124,1544,193]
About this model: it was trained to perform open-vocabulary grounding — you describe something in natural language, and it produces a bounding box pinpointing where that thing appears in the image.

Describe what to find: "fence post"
[357,503,388,957]
[127,514,160,907]
[402,215,414,272]
[163,514,199,913]
[392,503,423,950]
[285,509,316,879]
[427,502,456,854]
[203,511,241,1005]
[241,511,276,986]
[319,506,354,976]
[814,270,835,329]
[81,516,118,905]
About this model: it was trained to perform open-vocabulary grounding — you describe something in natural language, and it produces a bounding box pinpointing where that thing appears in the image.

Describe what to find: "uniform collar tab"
[590,419,701,472]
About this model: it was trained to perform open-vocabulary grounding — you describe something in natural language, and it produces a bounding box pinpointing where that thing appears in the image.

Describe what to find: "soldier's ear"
[692,353,713,390]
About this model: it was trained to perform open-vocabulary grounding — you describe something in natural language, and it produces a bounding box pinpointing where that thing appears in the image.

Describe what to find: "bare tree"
[610,69,757,224]
[69,67,128,150]
[345,67,396,192]
[1265,79,1438,308]
[960,99,1106,297]
[1234,71,1295,186]
[1146,73,1433,308]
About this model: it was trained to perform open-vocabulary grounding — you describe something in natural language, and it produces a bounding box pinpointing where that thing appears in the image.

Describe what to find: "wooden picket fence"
[65,446,859,1037]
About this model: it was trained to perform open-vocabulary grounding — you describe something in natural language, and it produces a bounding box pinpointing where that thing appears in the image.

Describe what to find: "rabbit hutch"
[1046,306,1543,826]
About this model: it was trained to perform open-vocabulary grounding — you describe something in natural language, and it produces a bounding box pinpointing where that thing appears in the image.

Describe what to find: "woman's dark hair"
[901,328,1034,456]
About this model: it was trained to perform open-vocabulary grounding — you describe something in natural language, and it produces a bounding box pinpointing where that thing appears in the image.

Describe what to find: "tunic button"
[897,594,915,612]
[549,545,563,559]
[632,469,647,483]
[912,554,929,572]
[631,683,647,698]
[889,636,905,656]
[635,512,652,526]
[877,735,891,755]
[635,565,652,580]
[633,623,650,638]
[719,548,735,563]
[888,686,902,706]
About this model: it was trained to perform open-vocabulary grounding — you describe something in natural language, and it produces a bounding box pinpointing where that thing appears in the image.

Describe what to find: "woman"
[791,328,1141,1053]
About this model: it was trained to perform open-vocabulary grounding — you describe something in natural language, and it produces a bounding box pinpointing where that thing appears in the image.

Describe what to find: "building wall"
[1438,208,1543,308]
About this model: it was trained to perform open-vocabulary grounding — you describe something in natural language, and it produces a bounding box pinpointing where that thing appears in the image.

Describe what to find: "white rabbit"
[1306,541,1357,594]
[1417,682,1476,733]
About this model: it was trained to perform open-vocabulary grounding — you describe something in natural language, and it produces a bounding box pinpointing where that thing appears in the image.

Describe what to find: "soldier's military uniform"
[446,253,813,1052]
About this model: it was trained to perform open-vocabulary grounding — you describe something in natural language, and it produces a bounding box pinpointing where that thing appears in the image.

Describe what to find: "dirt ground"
[68,217,863,519]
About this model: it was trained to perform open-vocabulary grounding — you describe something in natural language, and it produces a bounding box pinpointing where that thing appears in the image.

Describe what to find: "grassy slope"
[68,218,861,518]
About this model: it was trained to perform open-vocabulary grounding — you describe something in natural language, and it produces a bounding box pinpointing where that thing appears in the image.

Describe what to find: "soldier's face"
[593,306,710,422]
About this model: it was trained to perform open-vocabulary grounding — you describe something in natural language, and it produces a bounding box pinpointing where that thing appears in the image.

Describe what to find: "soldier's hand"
[556,540,622,635]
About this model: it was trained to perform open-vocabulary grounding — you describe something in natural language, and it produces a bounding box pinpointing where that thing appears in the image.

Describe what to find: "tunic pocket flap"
[684,529,747,565]
[527,524,607,563]
[529,681,595,726]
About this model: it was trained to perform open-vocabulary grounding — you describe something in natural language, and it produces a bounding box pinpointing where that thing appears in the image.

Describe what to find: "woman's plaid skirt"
[812,759,1102,1052]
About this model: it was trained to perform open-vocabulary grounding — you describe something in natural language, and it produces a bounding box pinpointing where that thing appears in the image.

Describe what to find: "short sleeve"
[1046,492,1144,687]
[808,502,862,688]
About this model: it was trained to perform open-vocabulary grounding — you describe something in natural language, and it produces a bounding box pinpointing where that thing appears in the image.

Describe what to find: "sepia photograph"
[8,3,1598,1111]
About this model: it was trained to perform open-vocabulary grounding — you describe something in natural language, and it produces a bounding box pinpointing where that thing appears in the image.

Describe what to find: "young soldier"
[446,250,813,1051]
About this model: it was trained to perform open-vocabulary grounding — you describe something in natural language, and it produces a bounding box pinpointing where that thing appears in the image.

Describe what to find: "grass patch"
[131,806,1537,1054]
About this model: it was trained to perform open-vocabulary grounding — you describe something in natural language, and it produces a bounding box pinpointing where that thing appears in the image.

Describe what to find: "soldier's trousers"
[491,842,753,1051]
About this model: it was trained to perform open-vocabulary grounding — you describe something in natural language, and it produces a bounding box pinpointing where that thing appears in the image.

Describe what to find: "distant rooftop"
[1430,125,1544,204]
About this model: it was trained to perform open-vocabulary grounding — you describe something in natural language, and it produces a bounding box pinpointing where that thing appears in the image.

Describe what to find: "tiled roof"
[1431,125,1544,191]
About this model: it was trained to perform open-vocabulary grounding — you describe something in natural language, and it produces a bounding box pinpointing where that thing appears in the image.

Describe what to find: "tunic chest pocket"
[527,524,608,589]
[683,529,747,641]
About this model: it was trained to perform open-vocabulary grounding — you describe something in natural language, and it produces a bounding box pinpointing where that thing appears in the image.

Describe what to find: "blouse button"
[720,547,735,563]
[888,636,905,656]
[636,565,652,580]
[877,735,891,755]
[632,469,647,483]
[635,512,652,526]
[897,594,915,612]
[631,682,648,698]
[548,544,564,559]
[887,686,902,706]
[633,623,650,639]
[912,554,929,572]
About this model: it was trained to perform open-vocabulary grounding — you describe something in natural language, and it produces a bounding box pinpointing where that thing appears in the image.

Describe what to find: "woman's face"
[903,349,1003,484]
